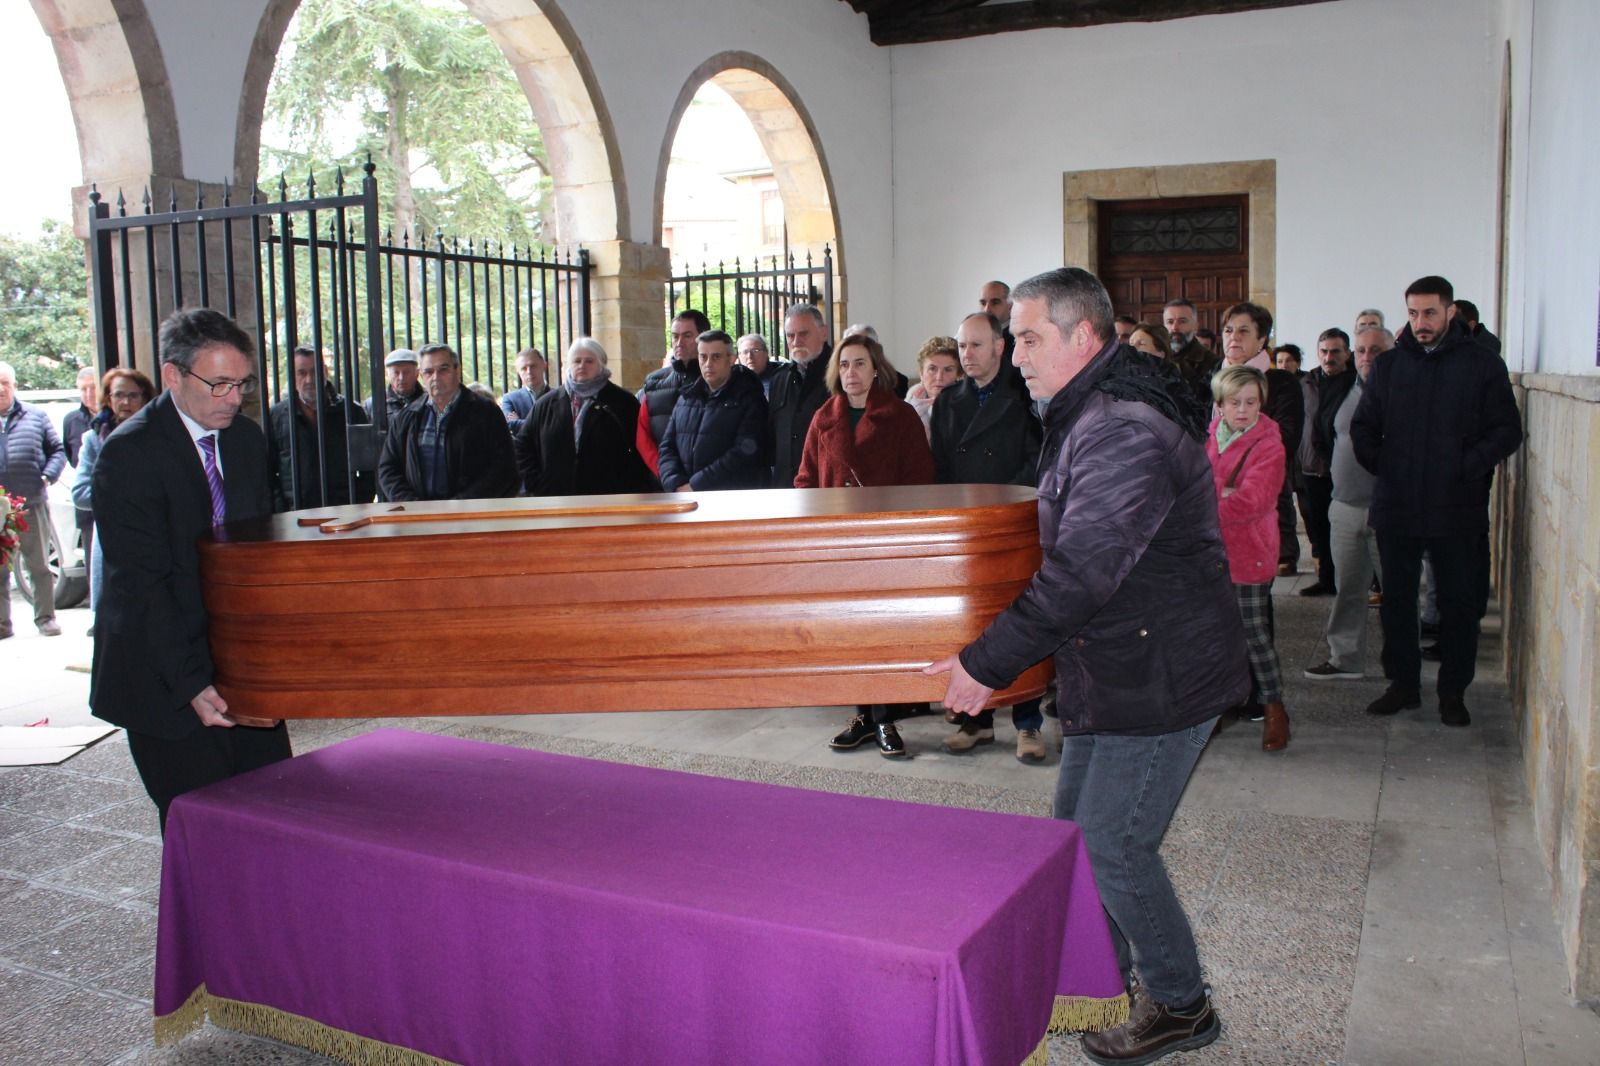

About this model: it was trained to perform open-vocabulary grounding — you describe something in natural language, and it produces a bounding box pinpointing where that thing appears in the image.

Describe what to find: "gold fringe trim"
[1048,991,1130,1034]
[153,983,209,1046]
[1021,1033,1051,1066]
[153,985,459,1065]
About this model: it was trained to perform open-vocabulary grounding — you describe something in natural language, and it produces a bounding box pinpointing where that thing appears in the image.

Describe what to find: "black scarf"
[1093,346,1210,442]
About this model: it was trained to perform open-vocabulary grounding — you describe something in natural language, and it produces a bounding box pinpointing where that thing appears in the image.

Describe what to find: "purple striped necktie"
[197,434,226,527]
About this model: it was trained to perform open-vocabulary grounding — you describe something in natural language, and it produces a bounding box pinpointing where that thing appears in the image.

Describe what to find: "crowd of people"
[40,266,1520,1065]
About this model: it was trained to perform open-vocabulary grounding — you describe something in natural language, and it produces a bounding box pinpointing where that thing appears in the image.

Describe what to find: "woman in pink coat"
[1206,364,1291,751]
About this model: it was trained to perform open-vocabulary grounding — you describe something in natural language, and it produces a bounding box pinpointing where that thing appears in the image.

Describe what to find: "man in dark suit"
[930,311,1046,763]
[90,308,292,831]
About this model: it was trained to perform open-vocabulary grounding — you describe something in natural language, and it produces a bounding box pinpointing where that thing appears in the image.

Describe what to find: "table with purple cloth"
[155,730,1126,1065]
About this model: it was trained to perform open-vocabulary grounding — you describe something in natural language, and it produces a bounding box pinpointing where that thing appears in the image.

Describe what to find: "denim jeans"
[967,696,1044,732]
[1053,718,1218,1007]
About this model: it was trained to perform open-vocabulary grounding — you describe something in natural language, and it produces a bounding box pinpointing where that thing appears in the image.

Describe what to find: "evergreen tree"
[262,0,550,248]
[0,219,93,389]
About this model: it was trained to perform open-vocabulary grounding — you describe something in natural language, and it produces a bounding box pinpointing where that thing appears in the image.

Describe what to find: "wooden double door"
[1097,194,1248,332]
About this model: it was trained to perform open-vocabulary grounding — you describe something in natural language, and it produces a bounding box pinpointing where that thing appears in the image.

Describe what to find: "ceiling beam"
[862,0,1338,47]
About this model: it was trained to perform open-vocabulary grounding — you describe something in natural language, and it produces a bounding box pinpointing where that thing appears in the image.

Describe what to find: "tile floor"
[1,576,1597,1064]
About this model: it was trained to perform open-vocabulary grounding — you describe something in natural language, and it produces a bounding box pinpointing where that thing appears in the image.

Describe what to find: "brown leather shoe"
[1081,990,1220,1065]
[1261,701,1290,752]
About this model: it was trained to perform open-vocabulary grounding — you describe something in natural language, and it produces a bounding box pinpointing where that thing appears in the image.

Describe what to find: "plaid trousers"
[1234,581,1283,704]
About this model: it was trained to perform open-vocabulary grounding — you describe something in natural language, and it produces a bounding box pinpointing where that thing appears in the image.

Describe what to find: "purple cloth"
[157,731,1122,1065]
[197,434,225,527]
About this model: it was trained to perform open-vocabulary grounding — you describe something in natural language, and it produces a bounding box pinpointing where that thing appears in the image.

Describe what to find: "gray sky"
[1,4,81,238]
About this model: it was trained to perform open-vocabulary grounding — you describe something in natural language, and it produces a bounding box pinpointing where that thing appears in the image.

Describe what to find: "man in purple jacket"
[928,268,1248,1065]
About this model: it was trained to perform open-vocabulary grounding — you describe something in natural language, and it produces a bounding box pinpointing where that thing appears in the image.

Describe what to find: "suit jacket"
[89,392,272,740]
[929,372,1041,487]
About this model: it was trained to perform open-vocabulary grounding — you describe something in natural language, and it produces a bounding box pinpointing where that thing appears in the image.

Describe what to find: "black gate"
[667,247,833,359]
[86,161,590,510]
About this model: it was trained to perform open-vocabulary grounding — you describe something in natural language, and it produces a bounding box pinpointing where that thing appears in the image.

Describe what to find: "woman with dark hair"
[796,332,935,757]
[71,368,157,616]
[1128,322,1173,359]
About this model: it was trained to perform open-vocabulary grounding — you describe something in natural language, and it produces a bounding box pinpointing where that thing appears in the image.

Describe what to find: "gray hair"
[784,303,827,329]
[0,361,15,384]
[566,336,608,366]
[736,333,768,352]
[1011,268,1115,344]
[1355,325,1395,349]
[1355,307,1386,327]
[76,366,97,383]
[417,342,460,366]
[844,323,879,342]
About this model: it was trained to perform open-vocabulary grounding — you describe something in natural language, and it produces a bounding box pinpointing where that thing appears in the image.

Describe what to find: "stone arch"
[31,0,181,190]
[234,0,627,244]
[653,52,844,312]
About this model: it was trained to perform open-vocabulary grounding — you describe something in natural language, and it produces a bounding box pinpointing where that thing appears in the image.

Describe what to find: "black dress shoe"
[1297,583,1334,597]
[1081,991,1221,1065]
[829,713,875,750]
[1420,642,1442,662]
[1439,695,1472,727]
[1365,685,1422,716]
[875,723,907,758]
[1420,619,1441,637]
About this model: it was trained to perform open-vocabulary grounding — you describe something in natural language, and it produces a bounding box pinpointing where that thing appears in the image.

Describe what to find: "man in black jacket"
[378,343,518,501]
[90,308,291,830]
[1295,329,1358,596]
[768,303,832,488]
[931,312,1046,762]
[930,268,1244,1064]
[1163,298,1220,411]
[269,344,374,510]
[365,348,424,425]
[637,310,709,478]
[658,331,768,492]
[1352,275,1522,727]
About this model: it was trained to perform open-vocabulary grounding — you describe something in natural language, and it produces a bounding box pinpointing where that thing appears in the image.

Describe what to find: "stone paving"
[2,575,1598,1065]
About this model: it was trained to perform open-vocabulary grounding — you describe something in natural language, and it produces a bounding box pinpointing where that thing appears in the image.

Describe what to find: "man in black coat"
[1163,298,1221,411]
[1352,275,1523,727]
[658,331,768,492]
[930,312,1046,762]
[930,269,1244,1062]
[1295,329,1358,596]
[517,337,655,497]
[636,309,709,478]
[269,344,375,510]
[768,303,833,488]
[378,343,518,502]
[90,308,292,831]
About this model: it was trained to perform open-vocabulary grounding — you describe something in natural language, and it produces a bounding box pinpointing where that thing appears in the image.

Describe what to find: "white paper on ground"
[0,725,119,766]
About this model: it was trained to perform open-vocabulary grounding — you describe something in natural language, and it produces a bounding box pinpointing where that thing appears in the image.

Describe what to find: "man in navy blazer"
[90,308,292,831]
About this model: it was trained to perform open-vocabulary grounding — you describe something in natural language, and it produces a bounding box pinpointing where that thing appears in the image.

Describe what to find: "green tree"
[0,219,94,389]
[262,0,550,248]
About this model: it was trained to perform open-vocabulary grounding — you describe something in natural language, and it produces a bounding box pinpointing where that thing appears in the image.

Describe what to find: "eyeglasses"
[180,367,258,397]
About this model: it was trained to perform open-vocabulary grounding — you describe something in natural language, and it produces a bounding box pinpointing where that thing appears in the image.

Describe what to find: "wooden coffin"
[199,485,1052,719]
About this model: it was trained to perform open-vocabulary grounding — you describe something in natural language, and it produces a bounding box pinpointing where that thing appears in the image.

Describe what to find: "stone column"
[584,240,671,391]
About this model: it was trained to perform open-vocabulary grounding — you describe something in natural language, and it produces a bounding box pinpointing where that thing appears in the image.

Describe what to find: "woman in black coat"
[516,337,657,496]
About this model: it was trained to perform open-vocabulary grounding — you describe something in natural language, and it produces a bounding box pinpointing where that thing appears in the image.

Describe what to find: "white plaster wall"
[887,0,1503,363]
[1502,0,1600,376]
[142,0,261,181]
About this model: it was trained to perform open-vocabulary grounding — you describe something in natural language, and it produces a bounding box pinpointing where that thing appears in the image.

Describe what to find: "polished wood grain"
[201,485,1053,719]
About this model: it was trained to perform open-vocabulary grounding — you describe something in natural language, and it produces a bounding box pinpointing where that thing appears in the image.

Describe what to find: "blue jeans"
[1053,718,1218,1007]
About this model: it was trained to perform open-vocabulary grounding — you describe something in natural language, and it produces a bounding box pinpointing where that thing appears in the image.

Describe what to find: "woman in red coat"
[795,332,934,757]
[1206,364,1291,751]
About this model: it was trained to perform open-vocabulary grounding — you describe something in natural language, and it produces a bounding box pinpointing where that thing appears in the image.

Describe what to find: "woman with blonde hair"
[904,335,962,439]
[1205,364,1291,751]
[796,331,934,756]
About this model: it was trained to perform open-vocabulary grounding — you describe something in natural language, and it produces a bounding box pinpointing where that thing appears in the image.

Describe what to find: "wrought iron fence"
[666,247,833,359]
[86,162,591,511]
